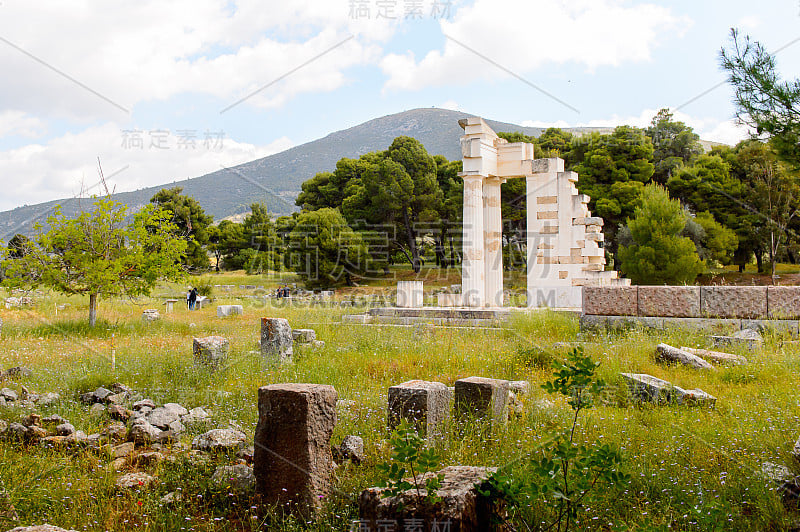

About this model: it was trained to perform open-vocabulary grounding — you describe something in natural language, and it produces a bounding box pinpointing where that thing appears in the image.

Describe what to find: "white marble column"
[462,175,485,307]
[525,175,539,307]
[483,177,503,307]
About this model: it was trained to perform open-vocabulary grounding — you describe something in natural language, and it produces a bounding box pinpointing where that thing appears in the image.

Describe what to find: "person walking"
[189,287,198,310]
[186,287,192,310]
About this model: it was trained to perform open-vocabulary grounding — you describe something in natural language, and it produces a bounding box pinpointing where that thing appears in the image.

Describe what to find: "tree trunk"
[89,293,98,327]
[755,251,764,274]
[402,208,421,273]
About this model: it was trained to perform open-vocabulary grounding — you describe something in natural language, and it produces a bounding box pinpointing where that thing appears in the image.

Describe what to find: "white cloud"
[0,123,294,211]
[0,0,396,120]
[381,0,690,91]
[440,100,461,111]
[521,108,751,145]
[0,111,47,138]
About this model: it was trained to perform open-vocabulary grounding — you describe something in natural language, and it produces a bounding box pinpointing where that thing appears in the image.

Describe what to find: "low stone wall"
[583,285,800,319]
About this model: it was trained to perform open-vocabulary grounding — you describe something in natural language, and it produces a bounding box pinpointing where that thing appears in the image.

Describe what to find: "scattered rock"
[359,466,498,531]
[211,464,256,493]
[128,418,162,446]
[92,387,113,402]
[5,367,32,379]
[216,305,243,318]
[146,407,180,430]
[104,422,128,442]
[22,413,41,427]
[655,344,714,370]
[133,399,155,410]
[163,403,188,416]
[193,336,230,369]
[6,423,27,440]
[34,393,60,406]
[1,388,18,402]
[292,329,316,343]
[6,525,79,532]
[761,462,794,483]
[41,415,66,426]
[181,407,210,424]
[141,309,161,323]
[680,347,748,366]
[333,435,365,465]
[89,404,106,416]
[105,393,127,405]
[712,328,763,352]
[192,429,246,452]
[168,420,185,434]
[107,404,131,421]
[134,451,165,467]
[237,446,255,464]
[160,491,182,505]
[115,472,156,490]
[621,373,716,408]
[55,423,75,436]
[110,457,127,471]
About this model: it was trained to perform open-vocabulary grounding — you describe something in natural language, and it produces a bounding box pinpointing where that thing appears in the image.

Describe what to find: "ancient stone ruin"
[458,117,628,308]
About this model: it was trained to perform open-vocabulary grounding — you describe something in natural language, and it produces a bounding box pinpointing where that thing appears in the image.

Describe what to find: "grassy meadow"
[0,271,799,531]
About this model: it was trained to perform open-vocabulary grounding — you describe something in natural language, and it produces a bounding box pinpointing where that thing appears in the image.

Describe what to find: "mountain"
[0,108,613,239]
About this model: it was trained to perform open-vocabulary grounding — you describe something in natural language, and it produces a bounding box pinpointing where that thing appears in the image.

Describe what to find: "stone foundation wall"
[584,286,800,319]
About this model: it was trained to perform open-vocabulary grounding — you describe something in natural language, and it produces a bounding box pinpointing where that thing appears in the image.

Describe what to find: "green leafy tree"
[569,126,655,260]
[1,198,187,326]
[150,187,213,271]
[685,211,739,265]
[646,108,703,184]
[342,137,443,273]
[735,141,800,279]
[618,184,704,284]
[721,29,800,167]
[207,220,246,271]
[288,208,371,289]
[377,419,443,510]
[482,348,629,532]
[5,234,31,259]
[432,155,463,268]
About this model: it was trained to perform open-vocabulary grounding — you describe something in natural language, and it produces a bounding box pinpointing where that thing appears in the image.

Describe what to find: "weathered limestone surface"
[621,373,716,408]
[292,329,316,343]
[680,347,748,365]
[358,466,498,532]
[7,526,79,532]
[397,281,423,308]
[712,328,764,352]
[216,305,243,318]
[638,286,700,318]
[768,286,800,319]
[141,309,160,323]
[655,344,714,370]
[254,383,337,516]
[583,286,638,316]
[193,336,230,369]
[454,377,509,424]
[260,318,293,361]
[701,286,767,319]
[388,380,451,439]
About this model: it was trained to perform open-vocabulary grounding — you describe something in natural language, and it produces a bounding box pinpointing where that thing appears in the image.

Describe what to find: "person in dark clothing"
[189,287,198,310]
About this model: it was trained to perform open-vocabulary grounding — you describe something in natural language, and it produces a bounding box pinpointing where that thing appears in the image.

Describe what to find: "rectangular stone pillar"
[396,281,423,308]
[254,383,337,516]
[483,177,503,308]
[462,175,485,307]
[260,318,293,361]
[388,380,451,440]
[454,377,509,425]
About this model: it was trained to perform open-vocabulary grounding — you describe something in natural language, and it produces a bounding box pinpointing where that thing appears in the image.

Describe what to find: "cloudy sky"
[1,0,799,212]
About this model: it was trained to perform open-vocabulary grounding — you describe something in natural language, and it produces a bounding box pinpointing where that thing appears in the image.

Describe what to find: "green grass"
[0,273,799,530]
